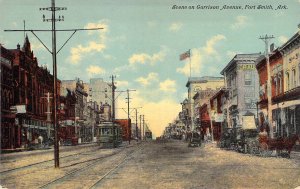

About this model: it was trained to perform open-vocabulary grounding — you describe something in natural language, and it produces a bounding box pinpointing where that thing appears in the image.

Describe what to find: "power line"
[4,0,103,168]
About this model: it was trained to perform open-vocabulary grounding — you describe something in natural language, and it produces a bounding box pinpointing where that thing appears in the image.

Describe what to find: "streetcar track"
[88,144,144,189]
[38,144,139,189]
[0,147,100,175]
[0,144,132,175]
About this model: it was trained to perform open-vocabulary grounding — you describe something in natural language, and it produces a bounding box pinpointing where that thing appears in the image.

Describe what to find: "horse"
[280,134,300,158]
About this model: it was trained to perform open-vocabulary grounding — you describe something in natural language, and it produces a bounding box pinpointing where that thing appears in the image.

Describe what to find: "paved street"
[1,140,300,189]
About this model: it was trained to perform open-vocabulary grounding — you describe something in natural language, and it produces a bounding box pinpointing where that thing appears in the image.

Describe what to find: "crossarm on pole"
[31,31,52,54]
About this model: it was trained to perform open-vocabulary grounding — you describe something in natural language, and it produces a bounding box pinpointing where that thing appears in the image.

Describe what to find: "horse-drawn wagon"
[257,134,300,157]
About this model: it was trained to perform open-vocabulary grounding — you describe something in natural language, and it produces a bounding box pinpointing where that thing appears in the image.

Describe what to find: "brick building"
[1,36,61,150]
[1,44,16,149]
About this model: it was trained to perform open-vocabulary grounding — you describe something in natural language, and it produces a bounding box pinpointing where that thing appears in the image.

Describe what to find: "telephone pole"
[259,34,274,138]
[142,115,145,140]
[111,75,116,122]
[139,115,142,140]
[41,92,53,138]
[5,0,102,168]
[125,89,136,144]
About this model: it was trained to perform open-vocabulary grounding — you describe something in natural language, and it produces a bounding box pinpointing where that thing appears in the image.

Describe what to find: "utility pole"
[41,92,53,138]
[135,108,138,140]
[111,75,116,122]
[142,115,145,140]
[5,0,102,168]
[125,89,136,144]
[139,115,142,140]
[259,34,274,138]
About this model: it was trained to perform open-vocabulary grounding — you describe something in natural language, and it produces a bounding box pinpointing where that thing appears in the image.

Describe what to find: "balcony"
[272,86,300,103]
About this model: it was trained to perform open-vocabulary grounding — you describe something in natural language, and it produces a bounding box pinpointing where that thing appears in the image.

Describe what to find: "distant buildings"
[176,29,299,142]
[185,76,224,130]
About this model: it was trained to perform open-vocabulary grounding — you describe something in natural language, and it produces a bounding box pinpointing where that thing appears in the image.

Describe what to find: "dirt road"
[1,140,299,189]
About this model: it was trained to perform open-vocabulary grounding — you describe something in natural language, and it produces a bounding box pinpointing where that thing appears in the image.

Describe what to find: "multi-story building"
[220,53,261,129]
[9,36,61,148]
[209,88,226,141]
[186,76,224,130]
[273,32,300,137]
[1,44,15,149]
[61,79,88,143]
[89,78,113,108]
[256,48,284,135]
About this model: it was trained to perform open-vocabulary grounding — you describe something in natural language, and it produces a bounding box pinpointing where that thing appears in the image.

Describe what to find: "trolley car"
[96,122,122,148]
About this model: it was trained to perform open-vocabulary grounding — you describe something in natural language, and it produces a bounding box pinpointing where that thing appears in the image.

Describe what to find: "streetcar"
[96,122,122,148]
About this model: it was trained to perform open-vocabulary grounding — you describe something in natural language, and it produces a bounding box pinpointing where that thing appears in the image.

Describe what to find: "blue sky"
[1,0,299,136]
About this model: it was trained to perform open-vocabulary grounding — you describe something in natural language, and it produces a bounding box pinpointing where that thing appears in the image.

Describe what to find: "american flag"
[180,50,190,61]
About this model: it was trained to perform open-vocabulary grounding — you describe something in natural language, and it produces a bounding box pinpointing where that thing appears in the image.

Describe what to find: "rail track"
[38,143,144,189]
[0,146,102,175]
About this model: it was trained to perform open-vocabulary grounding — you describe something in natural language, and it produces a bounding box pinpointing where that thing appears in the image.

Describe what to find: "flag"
[180,50,190,61]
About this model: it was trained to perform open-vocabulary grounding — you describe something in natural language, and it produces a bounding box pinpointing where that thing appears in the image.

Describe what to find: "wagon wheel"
[249,144,259,155]
[259,142,272,157]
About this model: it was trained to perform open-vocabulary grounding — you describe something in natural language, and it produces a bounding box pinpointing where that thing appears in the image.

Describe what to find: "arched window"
[274,76,278,96]
[298,63,300,86]
[292,69,296,88]
[278,73,282,95]
[286,71,290,91]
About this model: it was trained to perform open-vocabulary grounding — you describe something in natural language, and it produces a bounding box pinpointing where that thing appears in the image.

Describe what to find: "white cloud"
[159,79,176,93]
[176,35,226,76]
[278,35,288,44]
[203,34,226,55]
[231,15,249,30]
[176,49,203,76]
[115,80,129,88]
[68,20,109,64]
[169,22,183,32]
[128,47,167,67]
[136,72,159,86]
[31,40,44,52]
[86,65,106,76]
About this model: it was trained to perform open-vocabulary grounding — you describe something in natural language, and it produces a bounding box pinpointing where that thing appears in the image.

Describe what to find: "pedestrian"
[38,135,44,147]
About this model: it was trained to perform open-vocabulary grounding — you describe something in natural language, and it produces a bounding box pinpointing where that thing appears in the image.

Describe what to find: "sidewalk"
[0,142,98,158]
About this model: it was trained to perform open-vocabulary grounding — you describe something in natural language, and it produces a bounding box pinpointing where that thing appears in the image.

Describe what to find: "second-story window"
[286,71,290,91]
[292,69,296,88]
[278,73,282,95]
[274,76,278,96]
[298,64,300,86]
[244,72,252,85]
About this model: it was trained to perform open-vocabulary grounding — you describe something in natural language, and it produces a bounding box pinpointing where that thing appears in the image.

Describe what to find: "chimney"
[270,43,275,52]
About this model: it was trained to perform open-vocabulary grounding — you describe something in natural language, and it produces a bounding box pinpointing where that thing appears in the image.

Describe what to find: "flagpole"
[189,49,191,78]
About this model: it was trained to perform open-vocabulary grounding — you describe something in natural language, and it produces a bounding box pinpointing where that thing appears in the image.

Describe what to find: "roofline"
[279,31,300,51]
[186,76,224,87]
[220,53,261,75]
